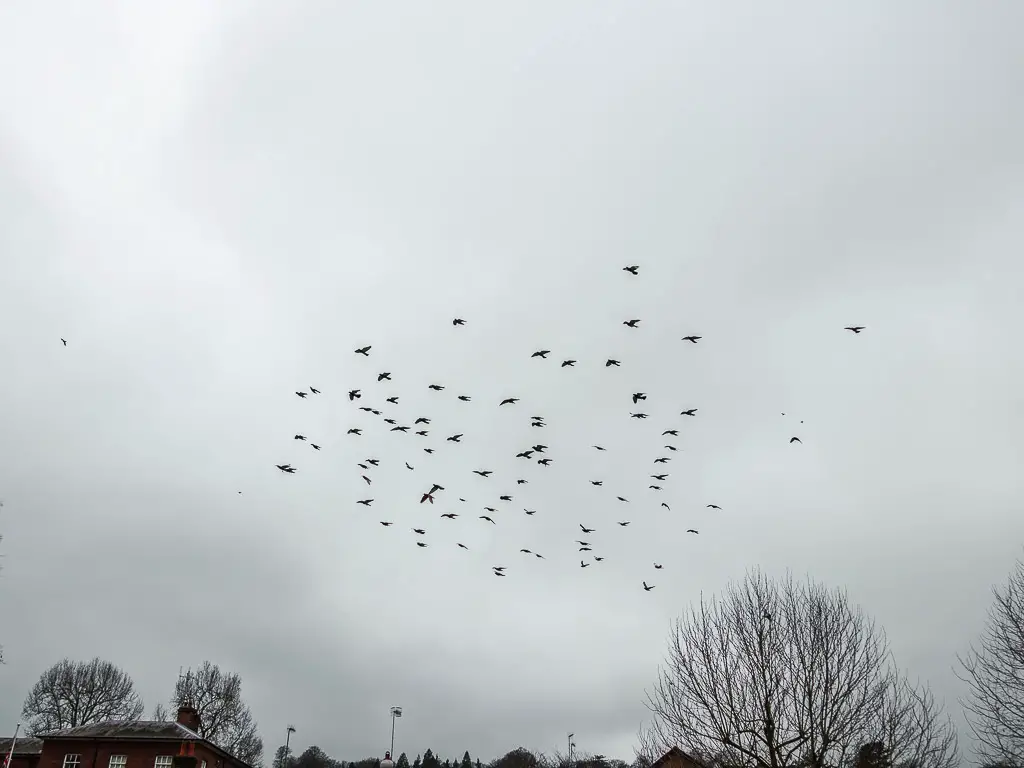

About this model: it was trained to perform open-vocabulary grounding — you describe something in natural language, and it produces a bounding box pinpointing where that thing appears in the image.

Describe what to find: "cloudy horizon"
[2,1,1023,763]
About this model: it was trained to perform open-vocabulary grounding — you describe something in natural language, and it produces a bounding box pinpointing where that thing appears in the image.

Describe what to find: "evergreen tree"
[443,761,451,768]
[461,753,472,768]
[397,755,410,768]
[423,750,440,768]
[413,756,422,768]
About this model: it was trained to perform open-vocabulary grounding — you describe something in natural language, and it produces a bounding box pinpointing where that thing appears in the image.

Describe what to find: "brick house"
[27,707,252,768]
[1,737,43,768]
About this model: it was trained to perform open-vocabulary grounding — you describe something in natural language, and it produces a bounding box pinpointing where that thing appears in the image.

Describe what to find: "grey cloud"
[3,1,1024,764]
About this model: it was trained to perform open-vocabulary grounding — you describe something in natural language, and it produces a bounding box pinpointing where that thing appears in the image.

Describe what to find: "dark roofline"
[38,725,252,768]
[0,737,44,755]
[651,747,708,768]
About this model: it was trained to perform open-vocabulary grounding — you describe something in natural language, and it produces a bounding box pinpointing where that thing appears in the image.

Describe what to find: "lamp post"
[284,726,296,768]
[567,734,575,767]
[3,723,21,768]
[389,707,403,759]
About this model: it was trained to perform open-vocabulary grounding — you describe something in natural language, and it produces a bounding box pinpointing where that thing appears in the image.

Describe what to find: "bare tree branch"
[641,570,959,768]
[958,558,1024,766]
[171,661,264,767]
[21,658,145,734]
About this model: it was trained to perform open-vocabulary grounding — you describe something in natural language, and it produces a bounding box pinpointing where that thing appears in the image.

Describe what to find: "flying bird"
[618,521,630,526]
[412,528,426,535]
[386,396,399,404]
[845,326,865,333]
[687,529,699,534]
[623,319,641,328]
[311,444,321,451]
[580,561,591,568]
[447,434,463,442]
[295,391,308,398]
[654,457,670,463]
[517,479,528,485]
[652,474,668,481]
[531,350,551,358]
[681,336,701,343]
[275,464,296,473]
[378,372,392,381]
[790,436,802,444]
[357,499,373,506]
[631,413,648,419]
[494,570,506,576]
[474,470,493,477]
[632,393,646,404]
[458,395,471,401]
[499,398,519,406]
[654,563,663,569]
[457,543,468,549]
[605,359,621,367]
[414,417,430,424]
[366,459,380,466]
[61,338,67,346]
[420,493,434,504]
[416,542,428,548]
[524,509,537,515]
[707,504,721,510]
[532,444,547,452]
[480,515,496,524]
[661,502,670,510]
[592,445,606,451]
[664,445,677,451]
[623,265,639,275]
[616,496,628,503]
[405,462,414,470]
[520,549,533,555]
[649,485,662,491]
[537,458,552,466]
[355,346,371,355]
[580,524,595,533]
[643,582,655,591]
[441,513,457,519]
[453,318,466,326]
[294,434,307,441]
[516,451,534,459]
[424,448,435,454]
[594,556,605,562]
[428,384,444,391]
[310,387,320,394]
[493,566,506,572]
[561,360,576,367]
[390,426,410,432]
[680,409,697,416]
[590,481,603,486]
[415,430,428,436]
[499,495,512,502]
[663,429,678,436]
[380,521,393,527]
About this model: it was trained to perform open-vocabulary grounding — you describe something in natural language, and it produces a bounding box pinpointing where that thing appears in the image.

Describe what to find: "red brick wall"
[37,742,230,768]
[7,754,40,768]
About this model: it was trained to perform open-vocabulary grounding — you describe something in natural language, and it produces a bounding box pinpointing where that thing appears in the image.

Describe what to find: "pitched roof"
[650,747,708,768]
[0,737,44,755]
[38,721,201,741]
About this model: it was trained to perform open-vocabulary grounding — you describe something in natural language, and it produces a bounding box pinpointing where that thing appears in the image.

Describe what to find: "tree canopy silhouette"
[637,569,959,768]
[959,557,1024,767]
[21,657,145,734]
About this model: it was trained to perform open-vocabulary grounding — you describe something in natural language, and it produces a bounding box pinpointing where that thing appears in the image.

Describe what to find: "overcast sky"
[2,1,1023,764]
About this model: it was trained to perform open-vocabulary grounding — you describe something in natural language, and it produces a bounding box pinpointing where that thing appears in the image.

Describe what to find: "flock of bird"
[263,265,866,590]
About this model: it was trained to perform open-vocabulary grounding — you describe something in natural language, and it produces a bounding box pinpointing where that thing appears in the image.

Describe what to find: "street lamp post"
[389,707,403,759]
[284,726,296,768]
[567,734,575,767]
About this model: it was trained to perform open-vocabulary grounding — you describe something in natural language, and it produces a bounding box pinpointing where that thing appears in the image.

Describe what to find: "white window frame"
[154,757,174,768]
[109,757,127,768]
[64,756,82,768]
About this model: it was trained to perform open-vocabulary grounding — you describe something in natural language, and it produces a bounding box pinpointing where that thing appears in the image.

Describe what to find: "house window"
[64,756,82,768]
[154,758,174,768]
[109,757,127,768]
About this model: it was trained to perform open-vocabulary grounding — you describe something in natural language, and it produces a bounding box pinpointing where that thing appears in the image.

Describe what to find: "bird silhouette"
[357,499,373,506]
[499,495,512,502]
[681,336,701,343]
[447,434,463,442]
[391,426,410,432]
[429,483,444,494]
[480,515,496,524]
[493,566,506,572]
[643,581,655,591]
[516,450,535,459]
[520,548,533,555]
[458,395,471,401]
[790,436,802,444]
[524,509,537,516]
[631,413,648,419]
[441,513,457,519]
[618,521,630,526]
[416,542,428,548]
[616,496,628,503]
[311,444,321,451]
[484,507,497,513]
[412,528,426,535]
[424,448,435,454]
[533,444,547,452]
[405,462,414,470]
[295,391,308,398]
[592,445,606,451]
[474,470,493,477]
[420,493,434,504]
[649,485,662,491]
[386,396,399,404]
[654,457,670,464]
[591,480,603,486]
[594,556,605,562]
[517,479,528,485]
[453,318,466,326]
[581,561,591,568]
[294,434,307,441]
[499,398,519,406]
[537,458,552,466]
[632,393,646,404]
[661,502,670,510]
[366,459,380,466]
[561,360,576,367]
[652,474,668,481]
[532,350,551,358]
[707,504,721,510]
[275,464,297,473]
[494,570,506,576]
[355,346,371,355]
[664,445,677,451]
[415,430,429,436]
[654,563,663,569]
[663,429,678,436]
[623,319,641,328]
[428,384,445,391]
[680,409,697,416]
[310,387,320,394]
[61,338,67,346]
[457,543,469,549]
[380,521,393,526]
[606,359,621,367]
[378,372,392,381]
[687,529,699,534]
[845,326,865,333]
[580,525,596,533]
[414,417,430,424]
[623,265,639,275]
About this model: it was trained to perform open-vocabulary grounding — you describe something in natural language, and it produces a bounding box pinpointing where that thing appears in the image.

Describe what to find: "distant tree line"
[270,745,637,768]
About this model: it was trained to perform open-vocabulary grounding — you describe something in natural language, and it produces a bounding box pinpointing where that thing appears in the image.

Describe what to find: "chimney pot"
[177,706,201,734]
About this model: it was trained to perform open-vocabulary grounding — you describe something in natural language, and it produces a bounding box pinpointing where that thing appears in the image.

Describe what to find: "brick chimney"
[176,705,201,734]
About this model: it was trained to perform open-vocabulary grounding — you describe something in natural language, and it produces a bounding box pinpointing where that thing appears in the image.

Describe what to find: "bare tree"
[958,558,1024,766]
[171,661,264,767]
[21,657,145,734]
[639,570,959,768]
